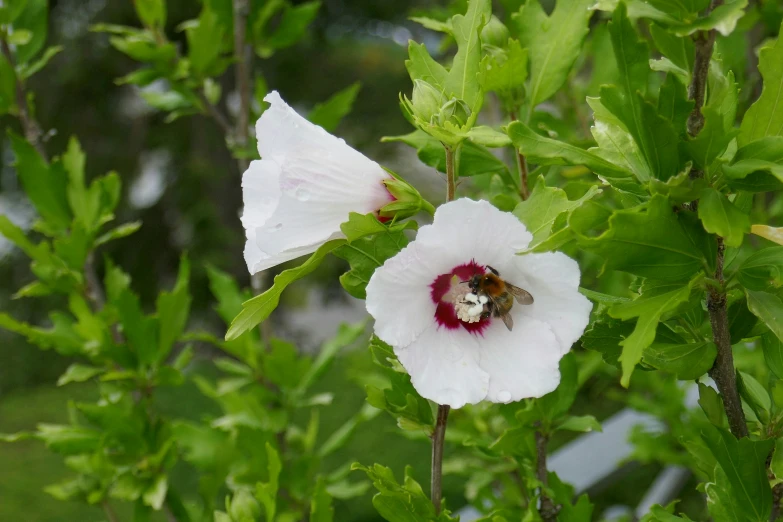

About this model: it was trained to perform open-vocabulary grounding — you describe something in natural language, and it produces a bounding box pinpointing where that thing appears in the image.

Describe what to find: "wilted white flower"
[365,199,592,408]
[242,91,394,274]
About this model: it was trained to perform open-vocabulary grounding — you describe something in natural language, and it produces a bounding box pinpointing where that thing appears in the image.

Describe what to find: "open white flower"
[242,91,395,274]
[366,199,592,408]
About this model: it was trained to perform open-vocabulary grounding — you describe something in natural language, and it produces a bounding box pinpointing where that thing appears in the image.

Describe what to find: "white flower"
[365,199,592,408]
[242,91,394,274]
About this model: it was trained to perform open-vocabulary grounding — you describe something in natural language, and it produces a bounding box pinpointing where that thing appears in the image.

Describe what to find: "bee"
[467,265,534,331]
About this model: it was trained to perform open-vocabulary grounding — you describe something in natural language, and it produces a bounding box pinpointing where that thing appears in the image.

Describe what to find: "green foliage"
[739,21,783,146]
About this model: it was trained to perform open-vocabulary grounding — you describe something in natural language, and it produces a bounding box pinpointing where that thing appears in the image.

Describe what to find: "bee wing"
[487,294,515,331]
[506,283,534,305]
[499,311,514,331]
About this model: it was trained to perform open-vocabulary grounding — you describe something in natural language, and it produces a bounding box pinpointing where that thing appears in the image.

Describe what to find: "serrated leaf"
[259,1,320,56]
[649,23,693,82]
[444,0,490,113]
[14,0,48,64]
[134,0,166,29]
[95,221,142,246]
[557,415,602,433]
[701,424,773,521]
[310,476,334,522]
[513,178,601,247]
[697,188,750,247]
[405,41,448,90]
[308,82,361,133]
[685,107,739,169]
[698,383,726,427]
[9,131,71,231]
[515,0,593,111]
[255,443,282,522]
[738,371,771,422]
[576,195,710,281]
[762,333,783,380]
[610,281,695,386]
[740,21,783,146]
[156,255,190,363]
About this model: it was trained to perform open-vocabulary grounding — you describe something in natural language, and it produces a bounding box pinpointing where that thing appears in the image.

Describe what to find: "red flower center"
[429,260,490,334]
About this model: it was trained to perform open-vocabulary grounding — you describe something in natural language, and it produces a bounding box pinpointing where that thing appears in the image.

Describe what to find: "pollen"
[455,291,485,323]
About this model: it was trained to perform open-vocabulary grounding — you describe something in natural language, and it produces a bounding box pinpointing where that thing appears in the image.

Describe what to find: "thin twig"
[535,431,558,522]
[196,89,233,136]
[1,39,46,158]
[509,111,529,200]
[233,0,252,173]
[431,404,450,515]
[706,237,748,438]
[102,501,120,522]
[686,0,724,137]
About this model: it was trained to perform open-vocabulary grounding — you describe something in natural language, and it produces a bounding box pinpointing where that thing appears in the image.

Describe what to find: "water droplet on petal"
[295,187,311,201]
[497,390,511,403]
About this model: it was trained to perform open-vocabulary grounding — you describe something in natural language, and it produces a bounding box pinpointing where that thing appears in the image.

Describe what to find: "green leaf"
[649,23,693,82]
[318,403,379,458]
[762,333,783,380]
[701,424,774,521]
[14,0,48,64]
[478,38,527,110]
[609,3,649,101]
[255,443,282,522]
[0,51,17,114]
[134,0,166,28]
[698,383,726,427]
[738,371,771,422]
[95,221,142,246]
[142,475,168,510]
[156,255,190,363]
[610,280,697,386]
[9,131,71,231]
[746,289,783,343]
[515,0,593,111]
[226,239,343,340]
[308,82,361,133]
[0,215,49,262]
[228,490,261,522]
[186,5,226,77]
[672,0,748,37]
[297,321,366,394]
[685,107,739,169]
[383,130,512,181]
[0,312,83,355]
[444,0,490,113]
[739,21,783,146]
[258,1,320,57]
[310,477,334,522]
[642,341,717,380]
[405,41,448,90]
[57,364,104,386]
[738,247,783,291]
[333,226,410,299]
[576,195,710,281]
[114,285,158,366]
[35,423,101,455]
[513,178,601,248]
[263,339,310,389]
[697,188,750,247]
[556,415,602,433]
[507,121,634,184]
[657,74,694,136]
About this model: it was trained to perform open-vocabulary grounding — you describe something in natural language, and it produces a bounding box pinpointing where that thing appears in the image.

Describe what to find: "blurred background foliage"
[2,0,783,521]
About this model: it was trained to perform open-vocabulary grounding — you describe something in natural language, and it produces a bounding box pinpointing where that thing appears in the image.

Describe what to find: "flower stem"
[509,111,529,200]
[445,146,457,202]
[535,431,557,522]
[431,404,450,515]
[707,237,748,439]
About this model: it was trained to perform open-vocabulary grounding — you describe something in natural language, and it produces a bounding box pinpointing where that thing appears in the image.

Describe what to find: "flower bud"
[411,79,446,122]
[437,98,471,128]
[480,15,509,48]
[228,489,261,521]
[380,171,435,221]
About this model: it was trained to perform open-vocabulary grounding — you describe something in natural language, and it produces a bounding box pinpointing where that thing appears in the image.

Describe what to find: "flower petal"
[247,91,393,258]
[506,252,592,353]
[244,226,321,274]
[478,317,563,402]
[414,199,533,272]
[366,242,437,347]
[396,323,489,408]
